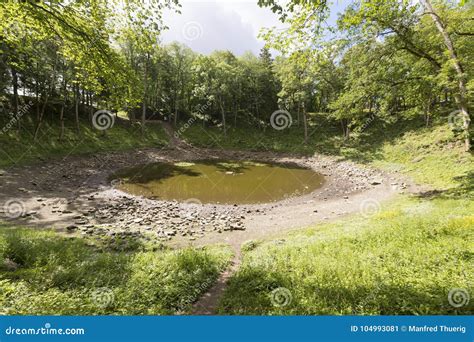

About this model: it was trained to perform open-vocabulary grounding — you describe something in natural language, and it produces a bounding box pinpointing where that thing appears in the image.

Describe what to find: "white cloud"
[161,0,284,55]
[160,0,349,56]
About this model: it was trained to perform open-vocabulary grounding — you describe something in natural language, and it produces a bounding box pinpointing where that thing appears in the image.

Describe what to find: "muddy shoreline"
[0,146,416,246]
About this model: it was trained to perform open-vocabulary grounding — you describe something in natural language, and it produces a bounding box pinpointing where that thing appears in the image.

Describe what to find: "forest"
[0,0,472,317]
[1,0,472,149]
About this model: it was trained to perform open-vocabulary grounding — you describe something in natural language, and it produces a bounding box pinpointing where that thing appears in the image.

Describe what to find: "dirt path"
[191,251,241,315]
[160,121,181,148]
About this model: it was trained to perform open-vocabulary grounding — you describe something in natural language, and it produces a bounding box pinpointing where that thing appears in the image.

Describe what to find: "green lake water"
[111,160,325,204]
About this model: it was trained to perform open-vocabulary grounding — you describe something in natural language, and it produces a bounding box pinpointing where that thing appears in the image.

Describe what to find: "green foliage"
[0,119,168,168]
[219,196,473,315]
[0,228,232,315]
[218,111,473,315]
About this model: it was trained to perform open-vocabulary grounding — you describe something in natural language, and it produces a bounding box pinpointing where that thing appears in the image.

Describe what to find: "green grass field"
[218,196,473,314]
[216,117,473,315]
[0,228,232,315]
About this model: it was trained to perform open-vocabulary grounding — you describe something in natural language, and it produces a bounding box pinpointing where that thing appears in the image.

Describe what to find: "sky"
[161,0,349,56]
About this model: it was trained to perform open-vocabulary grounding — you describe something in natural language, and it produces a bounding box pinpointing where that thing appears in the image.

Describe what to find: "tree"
[275,50,317,143]
[419,0,471,150]
[340,0,472,149]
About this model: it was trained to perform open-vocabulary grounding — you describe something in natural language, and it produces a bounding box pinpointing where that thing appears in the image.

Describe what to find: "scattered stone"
[66,225,78,232]
[3,258,19,271]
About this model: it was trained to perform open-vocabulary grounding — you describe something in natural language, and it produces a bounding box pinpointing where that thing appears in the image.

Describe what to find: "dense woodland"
[0,0,472,149]
[0,1,473,317]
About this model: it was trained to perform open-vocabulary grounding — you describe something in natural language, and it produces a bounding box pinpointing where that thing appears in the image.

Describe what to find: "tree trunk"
[59,78,68,141]
[75,84,80,134]
[297,101,301,128]
[59,103,65,142]
[89,93,94,125]
[35,62,40,121]
[424,99,431,127]
[220,98,226,136]
[255,97,260,130]
[34,56,57,141]
[142,53,149,135]
[302,102,308,145]
[174,95,178,126]
[11,68,19,132]
[33,94,49,141]
[233,101,237,128]
[341,119,350,140]
[420,0,471,151]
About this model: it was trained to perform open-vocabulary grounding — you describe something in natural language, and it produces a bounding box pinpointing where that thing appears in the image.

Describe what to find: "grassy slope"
[0,118,168,168]
[216,117,473,315]
[0,113,472,315]
[219,196,473,314]
[0,227,232,315]
[181,114,472,190]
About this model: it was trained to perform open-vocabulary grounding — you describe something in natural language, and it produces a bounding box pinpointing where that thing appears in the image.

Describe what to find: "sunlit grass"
[0,228,232,315]
[219,197,474,315]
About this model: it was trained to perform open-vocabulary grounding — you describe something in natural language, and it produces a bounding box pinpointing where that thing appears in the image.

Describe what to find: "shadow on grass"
[218,266,474,315]
[0,227,142,290]
[0,227,228,315]
[416,171,474,200]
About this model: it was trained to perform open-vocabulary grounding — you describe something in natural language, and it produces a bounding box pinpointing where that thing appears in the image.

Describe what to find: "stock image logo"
[182,21,203,41]
[270,287,292,307]
[448,110,469,130]
[92,110,115,131]
[184,198,203,206]
[448,288,470,308]
[270,110,292,130]
[2,199,26,219]
[183,198,203,216]
[91,287,115,308]
[110,178,124,188]
[359,199,381,218]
